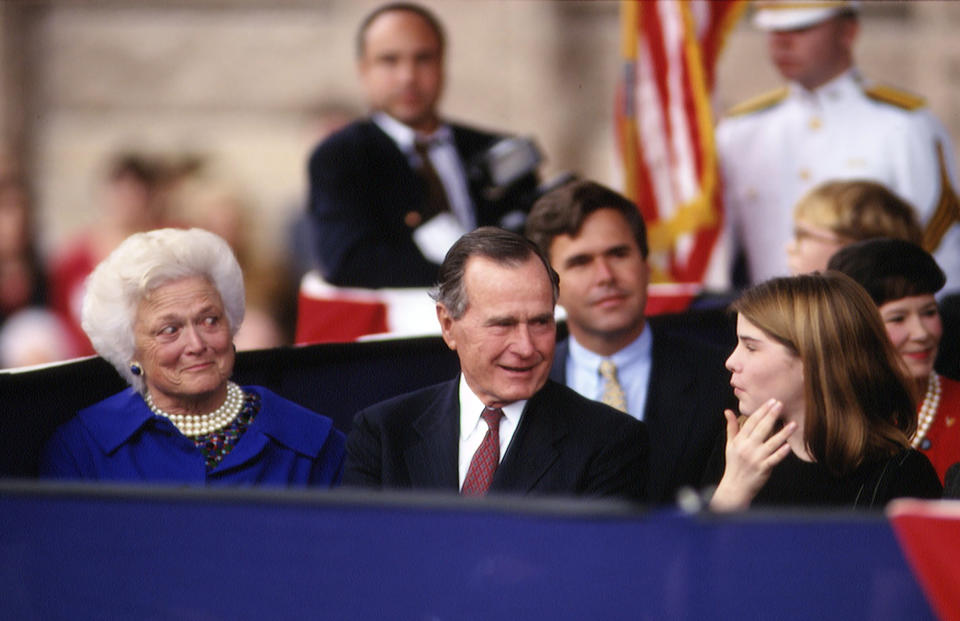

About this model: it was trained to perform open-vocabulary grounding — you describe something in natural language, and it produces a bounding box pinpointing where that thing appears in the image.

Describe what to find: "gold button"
[808,117,822,130]
[404,211,423,228]
[799,169,811,181]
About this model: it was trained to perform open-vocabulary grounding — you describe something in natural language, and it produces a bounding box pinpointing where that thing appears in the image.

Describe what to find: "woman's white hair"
[82,227,245,393]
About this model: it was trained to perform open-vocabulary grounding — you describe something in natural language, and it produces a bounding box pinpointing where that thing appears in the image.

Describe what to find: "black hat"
[827,238,945,306]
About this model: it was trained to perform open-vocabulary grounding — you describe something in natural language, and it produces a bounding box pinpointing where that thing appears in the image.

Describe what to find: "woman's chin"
[172,376,228,403]
[907,362,934,383]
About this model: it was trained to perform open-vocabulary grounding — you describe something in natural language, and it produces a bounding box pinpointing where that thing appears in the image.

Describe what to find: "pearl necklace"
[145,381,245,436]
[912,373,941,450]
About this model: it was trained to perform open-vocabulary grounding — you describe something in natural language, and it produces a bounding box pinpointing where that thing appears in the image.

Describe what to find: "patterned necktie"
[599,359,628,413]
[413,139,452,221]
[461,407,504,496]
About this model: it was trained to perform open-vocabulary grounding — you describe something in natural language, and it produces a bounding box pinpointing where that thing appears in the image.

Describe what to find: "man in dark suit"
[344,228,647,499]
[308,3,537,288]
[525,180,732,503]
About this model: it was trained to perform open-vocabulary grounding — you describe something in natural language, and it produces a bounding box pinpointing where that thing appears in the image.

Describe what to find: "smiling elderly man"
[343,227,647,499]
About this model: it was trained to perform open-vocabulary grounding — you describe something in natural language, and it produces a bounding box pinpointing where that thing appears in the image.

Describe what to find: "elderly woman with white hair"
[39,228,345,485]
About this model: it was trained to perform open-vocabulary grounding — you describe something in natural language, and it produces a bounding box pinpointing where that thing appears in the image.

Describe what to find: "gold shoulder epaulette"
[864,84,927,111]
[724,87,788,117]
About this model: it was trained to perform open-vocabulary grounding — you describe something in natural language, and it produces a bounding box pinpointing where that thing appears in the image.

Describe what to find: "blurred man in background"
[308,2,539,289]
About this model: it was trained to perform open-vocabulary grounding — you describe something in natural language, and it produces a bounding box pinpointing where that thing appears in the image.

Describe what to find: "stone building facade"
[1,0,957,268]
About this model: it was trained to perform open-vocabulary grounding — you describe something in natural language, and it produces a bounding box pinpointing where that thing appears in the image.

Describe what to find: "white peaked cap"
[752,1,860,32]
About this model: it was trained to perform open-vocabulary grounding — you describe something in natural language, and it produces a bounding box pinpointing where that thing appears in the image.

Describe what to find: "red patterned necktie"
[461,407,504,496]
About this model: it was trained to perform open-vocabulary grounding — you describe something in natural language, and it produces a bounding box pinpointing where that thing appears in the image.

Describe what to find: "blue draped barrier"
[0,482,933,620]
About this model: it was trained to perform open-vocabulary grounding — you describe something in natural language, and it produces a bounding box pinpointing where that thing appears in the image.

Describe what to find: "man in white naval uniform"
[715,0,960,292]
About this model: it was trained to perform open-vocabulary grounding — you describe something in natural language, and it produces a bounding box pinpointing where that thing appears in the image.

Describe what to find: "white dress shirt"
[565,327,653,422]
[457,374,524,491]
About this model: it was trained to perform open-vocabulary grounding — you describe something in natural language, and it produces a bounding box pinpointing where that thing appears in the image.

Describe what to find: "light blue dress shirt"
[566,328,653,422]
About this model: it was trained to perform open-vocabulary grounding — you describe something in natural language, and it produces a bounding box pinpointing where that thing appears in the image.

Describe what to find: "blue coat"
[39,386,345,486]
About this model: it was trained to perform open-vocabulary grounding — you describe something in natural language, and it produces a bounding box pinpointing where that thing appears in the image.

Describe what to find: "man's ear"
[437,303,457,351]
[840,16,859,50]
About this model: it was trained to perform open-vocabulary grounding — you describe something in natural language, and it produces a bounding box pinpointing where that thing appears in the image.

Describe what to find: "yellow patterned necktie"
[599,359,627,413]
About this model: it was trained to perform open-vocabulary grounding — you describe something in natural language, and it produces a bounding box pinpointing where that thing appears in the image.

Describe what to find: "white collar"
[372,112,453,154]
[457,374,525,438]
[568,325,652,370]
[787,68,861,104]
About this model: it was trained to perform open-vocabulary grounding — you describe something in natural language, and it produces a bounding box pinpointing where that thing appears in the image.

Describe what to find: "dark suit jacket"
[307,118,537,288]
[550,321,732,503]
[344,378,647,500]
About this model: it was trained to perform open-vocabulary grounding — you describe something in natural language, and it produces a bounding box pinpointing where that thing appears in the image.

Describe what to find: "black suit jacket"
[344,378,647,500]
[550,321,731,503]
[307,118,537,288]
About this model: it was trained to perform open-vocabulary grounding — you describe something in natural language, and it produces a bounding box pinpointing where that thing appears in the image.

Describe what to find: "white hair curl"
[81,227,245,393]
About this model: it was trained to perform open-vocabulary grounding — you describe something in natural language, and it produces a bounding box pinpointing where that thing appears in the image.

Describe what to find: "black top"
[753,449,942,509]
[705,445,942,509]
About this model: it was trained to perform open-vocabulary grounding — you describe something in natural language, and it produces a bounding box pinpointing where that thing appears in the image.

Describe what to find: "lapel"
[450,124,495,212]
[450,124,479,177]
[363,119,428,210]
[549,339,569,384]
[492,381,568,493]
[645,327,700,422]
[364,119,414,170]
[404,381,460,490]
[644,327,699,484]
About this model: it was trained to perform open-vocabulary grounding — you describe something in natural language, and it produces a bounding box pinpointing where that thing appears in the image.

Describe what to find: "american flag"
[616,0,746,285]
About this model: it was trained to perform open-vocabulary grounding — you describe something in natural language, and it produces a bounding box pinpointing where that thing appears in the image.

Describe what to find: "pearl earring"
[130,362,142,376]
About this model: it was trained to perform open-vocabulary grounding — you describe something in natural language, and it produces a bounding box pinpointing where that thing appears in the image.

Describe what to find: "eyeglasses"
[792,225,845,246]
